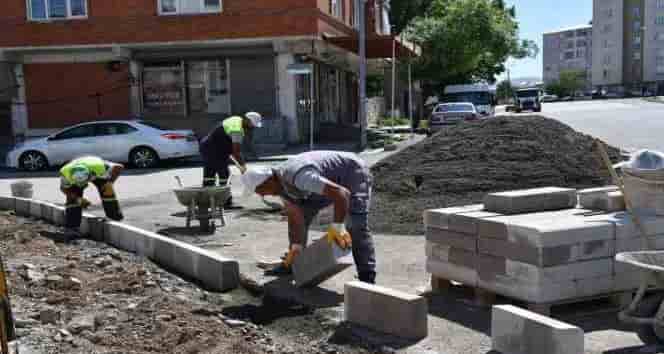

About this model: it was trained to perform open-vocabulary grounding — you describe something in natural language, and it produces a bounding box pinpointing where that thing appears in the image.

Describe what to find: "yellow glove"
[326,223,352,250]
[78,198,91,209]
[101,183,115,198]
[282,244,303,268]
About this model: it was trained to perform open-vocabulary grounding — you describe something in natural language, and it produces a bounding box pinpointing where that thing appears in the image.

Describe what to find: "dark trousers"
[201,152,230,187]
[289,167,376,283]
[65,179,123,229]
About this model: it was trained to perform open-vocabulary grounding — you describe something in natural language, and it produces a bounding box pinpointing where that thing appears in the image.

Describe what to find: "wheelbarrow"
[616,252,664,345]
[173,186,232,233]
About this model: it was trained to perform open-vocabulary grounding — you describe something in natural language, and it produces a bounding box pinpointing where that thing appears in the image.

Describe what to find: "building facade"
[543,25,593,93]
[0,0,414,149]
[592,0,664,95]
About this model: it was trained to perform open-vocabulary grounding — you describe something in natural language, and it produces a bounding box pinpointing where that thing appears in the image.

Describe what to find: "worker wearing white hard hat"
[241,151,377,284]
[199,111,263,207]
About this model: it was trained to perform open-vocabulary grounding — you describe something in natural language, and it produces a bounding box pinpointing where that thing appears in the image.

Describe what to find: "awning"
[325,34,420,59]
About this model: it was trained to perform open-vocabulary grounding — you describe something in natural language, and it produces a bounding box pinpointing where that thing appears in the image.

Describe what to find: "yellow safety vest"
[60,156,107,185]
[222,116,245,137]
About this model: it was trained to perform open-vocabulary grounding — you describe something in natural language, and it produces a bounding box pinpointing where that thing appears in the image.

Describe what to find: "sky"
[498,0,593,81]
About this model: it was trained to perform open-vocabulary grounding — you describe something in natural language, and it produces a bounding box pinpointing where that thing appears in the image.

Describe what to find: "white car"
[7,120,199,171]
[429,102,480,132]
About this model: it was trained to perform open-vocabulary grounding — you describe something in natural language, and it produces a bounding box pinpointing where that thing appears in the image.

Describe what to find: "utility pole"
[357,0,367,149]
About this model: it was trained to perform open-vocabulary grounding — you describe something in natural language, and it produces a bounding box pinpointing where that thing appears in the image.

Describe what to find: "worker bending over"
[199,112,262,207]
[60,156,124,236]
[242,151,376,284]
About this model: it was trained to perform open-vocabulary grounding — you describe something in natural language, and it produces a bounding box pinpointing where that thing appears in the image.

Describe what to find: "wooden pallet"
[430,275,634,317]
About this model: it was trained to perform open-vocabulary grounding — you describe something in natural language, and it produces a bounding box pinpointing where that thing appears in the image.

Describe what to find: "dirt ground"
[370,116,623,235]
[1,211,384,354]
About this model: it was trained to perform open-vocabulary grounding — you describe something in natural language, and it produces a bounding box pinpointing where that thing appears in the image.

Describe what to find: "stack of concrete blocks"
[0,196,240,292]
[577,186,625,212]
[484,187,577,215]
[424,187,664,313]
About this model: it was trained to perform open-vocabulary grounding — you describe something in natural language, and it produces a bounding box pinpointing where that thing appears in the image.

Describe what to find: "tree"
[496,80,515,101]
[389,0,432,33]
[558,69,586,96]
[403,0,538,96]
[545,81,565,98]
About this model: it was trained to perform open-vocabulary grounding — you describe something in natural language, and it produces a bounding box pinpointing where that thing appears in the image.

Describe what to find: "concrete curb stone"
[491,305,584,354]
[14,198,31,217]
[344,281,428,340]
[0,196,15,211]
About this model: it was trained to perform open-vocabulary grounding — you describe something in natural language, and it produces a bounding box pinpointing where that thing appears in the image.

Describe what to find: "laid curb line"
[0,195,239,292]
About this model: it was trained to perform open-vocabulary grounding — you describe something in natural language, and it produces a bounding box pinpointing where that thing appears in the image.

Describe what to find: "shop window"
[187,60,230,115]
[159,0,221,15]
[142,64,185,115]
[28,0,87,20]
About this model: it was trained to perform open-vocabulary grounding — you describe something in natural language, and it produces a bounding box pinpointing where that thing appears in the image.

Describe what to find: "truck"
[515,87,542,113]
[442,84,496,118]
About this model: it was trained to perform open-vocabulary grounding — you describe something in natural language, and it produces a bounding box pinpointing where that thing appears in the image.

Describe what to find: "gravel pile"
[369,115,622,235]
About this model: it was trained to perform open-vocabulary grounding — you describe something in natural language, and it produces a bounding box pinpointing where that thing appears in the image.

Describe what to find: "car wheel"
[19,151,49,171]
[130,147,159,169]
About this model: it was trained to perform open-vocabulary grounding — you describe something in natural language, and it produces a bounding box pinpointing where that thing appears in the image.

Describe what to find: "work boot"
[264,263,293,277]
[357,272,376,284]
[224,197,243,210]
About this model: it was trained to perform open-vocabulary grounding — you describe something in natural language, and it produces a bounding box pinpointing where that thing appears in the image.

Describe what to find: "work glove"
[101,183,115,198]
[326,223,352,250]
[282,244,303,268]
[77,197,91,209]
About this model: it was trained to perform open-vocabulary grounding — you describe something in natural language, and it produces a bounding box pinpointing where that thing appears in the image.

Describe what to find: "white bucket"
[10,181,34,199]
[623,168,664,216]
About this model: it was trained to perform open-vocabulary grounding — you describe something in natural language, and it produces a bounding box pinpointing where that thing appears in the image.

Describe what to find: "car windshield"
[438,104,474,112]
[517,90,539,98]
[443,92,490,105]
[137,121,168,130]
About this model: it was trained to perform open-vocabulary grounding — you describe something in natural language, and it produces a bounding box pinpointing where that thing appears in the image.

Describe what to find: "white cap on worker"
[245,112,263,128]
[241,166,273,196]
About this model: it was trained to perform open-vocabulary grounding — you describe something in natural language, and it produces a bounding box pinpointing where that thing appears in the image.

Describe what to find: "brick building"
[0,0,416,149]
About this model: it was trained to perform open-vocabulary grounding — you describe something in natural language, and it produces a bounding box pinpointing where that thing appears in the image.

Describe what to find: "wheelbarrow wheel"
[634,292,664,345]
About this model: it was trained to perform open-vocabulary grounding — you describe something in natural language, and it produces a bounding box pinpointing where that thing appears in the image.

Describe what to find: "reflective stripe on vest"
[60,156,107,185]
[222,116,245,137]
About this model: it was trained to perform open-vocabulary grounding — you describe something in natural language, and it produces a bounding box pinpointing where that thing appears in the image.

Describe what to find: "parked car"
[429,102,480,132]
[540,94,559,103]
[7,120,199,171]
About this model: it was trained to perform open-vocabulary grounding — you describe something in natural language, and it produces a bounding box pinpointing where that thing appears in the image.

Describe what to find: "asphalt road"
[540,98,664,153]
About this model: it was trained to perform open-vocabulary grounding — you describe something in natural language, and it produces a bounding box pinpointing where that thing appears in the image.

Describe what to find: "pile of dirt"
[1,212,371,354]
[370,115,622,235]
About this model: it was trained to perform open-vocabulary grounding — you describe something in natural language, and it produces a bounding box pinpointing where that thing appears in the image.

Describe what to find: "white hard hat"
[241,166,273,196]
[245,112,263,128]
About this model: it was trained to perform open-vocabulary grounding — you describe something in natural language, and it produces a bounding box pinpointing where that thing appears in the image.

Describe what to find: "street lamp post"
[357,0,367,149]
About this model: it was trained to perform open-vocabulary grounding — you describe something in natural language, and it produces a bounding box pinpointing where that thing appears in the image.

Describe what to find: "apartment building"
[0,0,415,148]
[543,24,593,92]
[592,0,664,95]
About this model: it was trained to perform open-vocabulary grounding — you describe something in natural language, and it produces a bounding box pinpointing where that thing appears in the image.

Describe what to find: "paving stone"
[614,235,664,253]
[425,227,477,251]
[586,213,664,239]
[423,204,485,228]
[578,186,624,211]
[478,237,613,267]
[292,236,353,288]
[426,259,477,286]
[425,242,477,269]
[0,196,15,211]
[477,254,613,284]
[613,271,643,292]
[82,214,105,242]
[196,249,240,292]
[51,205,66,226]
[491,305,584,354]
[344,281,428,340]
[478,208,593,241]
[14,198,30,217]
[40,203,56,223]
[484,187,577,215]
[479,272,614,303]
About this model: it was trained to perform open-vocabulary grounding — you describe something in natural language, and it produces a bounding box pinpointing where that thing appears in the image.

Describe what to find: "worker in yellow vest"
[199,112,262,207]
[59,156,124,236]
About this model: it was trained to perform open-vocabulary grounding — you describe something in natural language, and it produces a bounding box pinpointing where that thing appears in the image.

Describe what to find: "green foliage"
[378,116,411,127]
[545,81,565,98]
[389,0,432,33]
[367,74,385,97]
[496,80,515,100]
[558,69,586,96]
[401,0,538,96]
